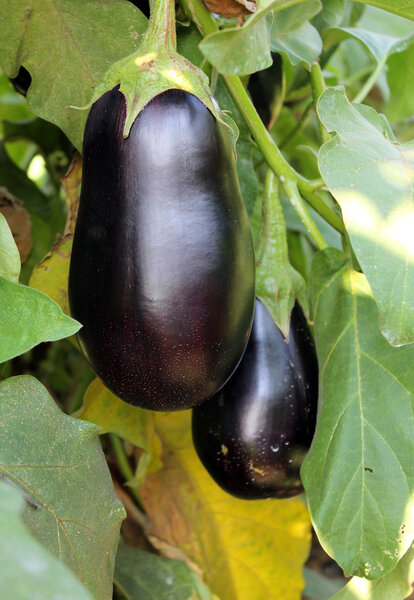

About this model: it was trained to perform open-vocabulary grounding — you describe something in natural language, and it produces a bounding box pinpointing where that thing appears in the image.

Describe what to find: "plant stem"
[146,0,176,52]
[283,179,327,250]
[302,189,346,235]
[353,57,386,104]
[109,433,145,511]
[310,62,329,144]
[179,0,345,238]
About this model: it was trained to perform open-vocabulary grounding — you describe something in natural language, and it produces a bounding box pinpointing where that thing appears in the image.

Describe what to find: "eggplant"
[192,298,318,499]
[69,87,255,411]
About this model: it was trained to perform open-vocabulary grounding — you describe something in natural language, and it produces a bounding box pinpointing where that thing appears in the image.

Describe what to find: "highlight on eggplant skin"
[192,298,318,499]
[69,87,255,411]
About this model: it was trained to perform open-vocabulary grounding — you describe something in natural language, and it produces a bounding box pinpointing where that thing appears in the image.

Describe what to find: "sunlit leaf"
[329,544,414,599]
[0,481,93,599]
[0,0,148,150]
[302,248,414,580]
[0,376,126,599]
[318,86,414,346]
[0,275,80,362]
[77,378,152,453]
[29,235,73,316]
[114,544,215,600]
[0,212,20,280]
[141,410,311,600]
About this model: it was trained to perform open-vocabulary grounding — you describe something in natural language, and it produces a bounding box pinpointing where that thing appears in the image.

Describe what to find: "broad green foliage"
[0,376,126,599]
[0,213,20,280]
[114,545,214,600]
[141,411,312,600]
[318,87,414,346]
[0,0,148,150]
[0,481,93,600]
[302,248,414,579]
[0,276,80,362]
[271,1,322,69]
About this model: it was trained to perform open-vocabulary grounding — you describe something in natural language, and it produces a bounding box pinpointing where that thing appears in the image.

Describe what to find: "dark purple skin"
[192,299,318,499]
[69,88,255,411]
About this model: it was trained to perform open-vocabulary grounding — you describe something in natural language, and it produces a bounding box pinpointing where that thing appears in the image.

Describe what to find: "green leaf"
[0,0,148,150]
[302,248,414,580]
[114,545,214,600]
[0,276,80,362]
[0,480,93,600]
[0,212,20,280]
[387,43,414,121]
[199,16,272,76]
[324,21,414,65]
[271,1,323,69]
[199,0,313,76]
[312,0,346,30]
[318,87,414,346]
[0,376,126,599]
[351,0,414,21]
[329,544,414,599]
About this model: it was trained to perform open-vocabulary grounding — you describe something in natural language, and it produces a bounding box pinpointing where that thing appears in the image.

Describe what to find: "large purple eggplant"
[192,299,318,498]
[69,88,255,411]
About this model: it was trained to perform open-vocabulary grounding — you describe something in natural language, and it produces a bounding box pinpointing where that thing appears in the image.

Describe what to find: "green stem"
[179,0,345,238]
[353,57,386,104]
[310,62,329,144]
[146,0,176,52]
[109,433,145,511]
[302,189,346,235]
[283,179,327,250]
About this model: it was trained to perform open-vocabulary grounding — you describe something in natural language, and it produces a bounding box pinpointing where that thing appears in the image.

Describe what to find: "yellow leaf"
[77,378,152,450]
[141,411,311,600]
[29,234,73,315]
[62,152,82,236]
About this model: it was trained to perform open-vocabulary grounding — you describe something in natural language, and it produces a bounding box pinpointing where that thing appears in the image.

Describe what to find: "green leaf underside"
[351,0,414,21]
[0,276,80,363]
[0,481,93,599]
[0,0,148,150]
[114,545,213,600]
[318,87,414,346]
[302,248,414,580]
[330,544,414,599]
[324,26,414,64]
[0,213,20,281]
[0,376,126,599]
[271,1,322,69]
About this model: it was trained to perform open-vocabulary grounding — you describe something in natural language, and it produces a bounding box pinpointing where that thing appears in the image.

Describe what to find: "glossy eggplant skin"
[69,88,255,411]
[192,299,318,499]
